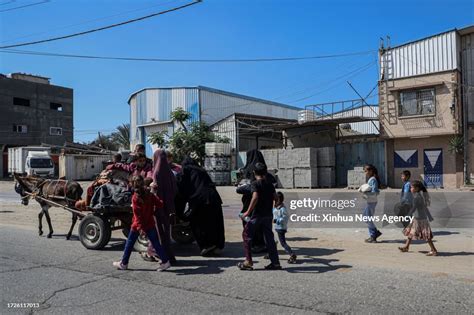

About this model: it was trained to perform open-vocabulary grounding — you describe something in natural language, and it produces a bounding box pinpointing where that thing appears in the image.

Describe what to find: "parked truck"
[8,147,54,177]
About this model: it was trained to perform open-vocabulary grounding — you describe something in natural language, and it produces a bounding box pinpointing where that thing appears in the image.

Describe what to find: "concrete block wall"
[294,167,318,188]
[347,169,366,187]
[316,147,336,167]
[277,168,294,188]
[261,149,279,170]
[317,167,336,187]
[278,148,318,168]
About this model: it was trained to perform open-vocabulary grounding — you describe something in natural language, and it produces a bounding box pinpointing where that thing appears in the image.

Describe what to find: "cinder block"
[278,148,317,168]
[294,167,318,188]
[204,157,231,171]
[317,166,336,187]
[207,171,230,186]
[316,147,335,167]
[261,149,279,170]
[276,168,294,188]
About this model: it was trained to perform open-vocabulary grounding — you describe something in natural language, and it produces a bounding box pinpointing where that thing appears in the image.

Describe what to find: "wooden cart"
[24,192,194,250]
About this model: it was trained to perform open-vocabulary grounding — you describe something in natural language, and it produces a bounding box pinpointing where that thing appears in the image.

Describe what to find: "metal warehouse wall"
[199,89,299,125]
[129,88,200,150]
[211,115,236,149]
[334,106,379,135]
[336,141,386,186]
[381,31,459,80]
[461,32,474,124]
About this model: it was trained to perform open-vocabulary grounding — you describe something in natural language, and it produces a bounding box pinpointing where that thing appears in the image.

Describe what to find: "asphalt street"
[1,181,473,314]
[0,225,472,314]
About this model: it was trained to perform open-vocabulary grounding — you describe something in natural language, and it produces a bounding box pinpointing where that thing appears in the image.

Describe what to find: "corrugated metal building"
[379,25,474,188]
[127,86,300,156]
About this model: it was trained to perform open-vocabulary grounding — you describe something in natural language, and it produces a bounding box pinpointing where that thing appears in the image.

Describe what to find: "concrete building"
[379,25,474,188]
[0,73,73,177]
[127,86,300,157]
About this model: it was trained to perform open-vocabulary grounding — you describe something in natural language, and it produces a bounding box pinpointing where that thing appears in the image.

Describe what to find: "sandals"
[288,254,297,264]
[141,252,159,262]
[398,247,409,252]
[237,261,253,271]
[426,251,438,256]
[264,263,282,270]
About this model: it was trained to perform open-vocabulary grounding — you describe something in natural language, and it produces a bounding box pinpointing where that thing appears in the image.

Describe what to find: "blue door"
[423,149,443,188]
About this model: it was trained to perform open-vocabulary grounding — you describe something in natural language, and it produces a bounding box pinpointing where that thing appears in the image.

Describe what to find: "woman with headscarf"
[146,149,177,263]
[237,149,276,253]
[176,157,225,256]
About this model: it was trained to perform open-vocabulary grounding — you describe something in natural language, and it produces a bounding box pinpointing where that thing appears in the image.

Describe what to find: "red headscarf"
[152,149,177,214]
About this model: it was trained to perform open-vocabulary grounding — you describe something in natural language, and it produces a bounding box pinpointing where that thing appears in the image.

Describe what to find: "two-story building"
[0,73,73,177]
[379,25,474,188]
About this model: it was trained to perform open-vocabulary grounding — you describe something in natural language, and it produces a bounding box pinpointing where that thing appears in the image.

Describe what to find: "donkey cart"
[21,191,194,251]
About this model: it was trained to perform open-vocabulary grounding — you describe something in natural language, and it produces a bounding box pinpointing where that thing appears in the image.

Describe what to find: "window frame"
[398,88,436,118]
[49,127,63,136]
[12,124,28,133]
[13,97,30,107]
[50,102,63,112]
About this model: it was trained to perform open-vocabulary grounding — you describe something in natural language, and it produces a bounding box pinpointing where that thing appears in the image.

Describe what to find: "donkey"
[13,173,84,240]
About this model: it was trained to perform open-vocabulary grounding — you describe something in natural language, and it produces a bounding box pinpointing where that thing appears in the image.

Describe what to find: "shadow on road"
[432,231,460,236]
[418,251,474,257]
[286,236,318,242]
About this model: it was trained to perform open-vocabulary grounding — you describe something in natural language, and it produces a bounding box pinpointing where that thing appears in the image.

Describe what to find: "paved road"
[1,225,472,314]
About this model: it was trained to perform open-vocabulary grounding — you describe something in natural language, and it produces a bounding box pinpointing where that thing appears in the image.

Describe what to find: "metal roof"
[126,86,301,111]
[385,24,474,51]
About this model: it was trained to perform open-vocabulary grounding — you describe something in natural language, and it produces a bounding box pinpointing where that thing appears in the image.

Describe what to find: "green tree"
[147,108,230,164]
[110,123,130,150]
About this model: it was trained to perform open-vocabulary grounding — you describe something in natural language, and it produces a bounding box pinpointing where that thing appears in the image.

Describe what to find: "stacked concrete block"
[204,156,231,171]
[205,143,231,156]
[317,166,336,187]
[347,167,366,188]
[261,149,279,170]
[205,142,231,186]
[294,167,318,188]
[208,171,231,186]
[316,147,336,167]
[278,148,318,168]
[276,168,294,188]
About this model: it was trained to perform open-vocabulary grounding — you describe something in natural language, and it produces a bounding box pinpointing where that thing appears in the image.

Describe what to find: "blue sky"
[1,0,472,142]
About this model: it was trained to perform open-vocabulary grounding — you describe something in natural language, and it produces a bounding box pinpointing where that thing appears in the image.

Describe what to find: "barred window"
[399,89,435,117]
[50,127,62,136]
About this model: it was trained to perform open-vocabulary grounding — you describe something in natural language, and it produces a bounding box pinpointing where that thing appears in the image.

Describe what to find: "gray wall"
[283,126,335,149]
[0,76,73,147]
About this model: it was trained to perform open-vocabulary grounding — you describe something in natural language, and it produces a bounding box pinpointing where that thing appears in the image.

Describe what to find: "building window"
[50,102,63,111]
[13,97,30,107]
[399,89,435,117]
[13,125,28,133]
[50,127,62,136]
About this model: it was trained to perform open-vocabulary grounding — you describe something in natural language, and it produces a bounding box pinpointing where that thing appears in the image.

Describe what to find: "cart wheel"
[121,228,149,252]
[79,215,111,250]
[172,222,195,244]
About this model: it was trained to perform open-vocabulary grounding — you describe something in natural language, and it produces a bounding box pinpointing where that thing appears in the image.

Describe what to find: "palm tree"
[111,124,130,150]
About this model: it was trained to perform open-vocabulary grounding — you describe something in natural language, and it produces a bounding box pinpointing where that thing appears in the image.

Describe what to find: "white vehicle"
[8,147,54,177]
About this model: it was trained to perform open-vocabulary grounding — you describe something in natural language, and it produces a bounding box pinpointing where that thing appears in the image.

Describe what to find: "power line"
[1,0,180,44]
[0,48,376,63]
[0,0,49,13]
[0,0,202,49]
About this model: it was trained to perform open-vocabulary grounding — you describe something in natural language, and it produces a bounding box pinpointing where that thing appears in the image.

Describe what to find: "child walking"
[363,164,382,243]
[397,170,413,228]
[273,192,297,264]
[113,175,171,271]
[238,163,281,271]
[399,180,437,256]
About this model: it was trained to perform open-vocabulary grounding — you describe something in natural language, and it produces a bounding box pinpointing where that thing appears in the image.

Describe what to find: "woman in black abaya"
[176,157,225,256]
[237,149,276,253]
